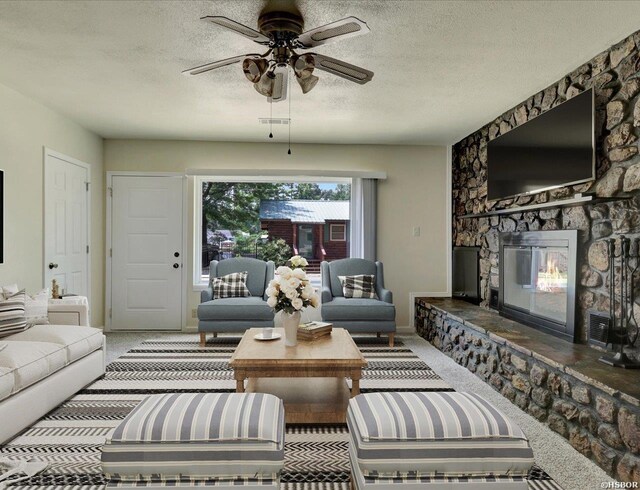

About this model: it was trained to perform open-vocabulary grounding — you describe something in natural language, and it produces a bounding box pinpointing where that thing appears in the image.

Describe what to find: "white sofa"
[0,324,105,444]
[47,297,90,327]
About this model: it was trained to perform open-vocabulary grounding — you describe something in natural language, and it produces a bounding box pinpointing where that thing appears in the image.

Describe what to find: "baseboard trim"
[409,291,450,329]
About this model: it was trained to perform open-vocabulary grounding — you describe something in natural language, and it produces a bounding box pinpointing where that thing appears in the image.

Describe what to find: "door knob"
[173,263,180,269]
[48,263,58,269]
[174,252,180,257]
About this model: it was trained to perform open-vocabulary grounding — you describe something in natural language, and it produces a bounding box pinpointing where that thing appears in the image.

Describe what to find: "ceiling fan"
[182,7,374,103]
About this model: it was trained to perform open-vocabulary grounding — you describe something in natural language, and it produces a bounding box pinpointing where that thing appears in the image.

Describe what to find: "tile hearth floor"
[104,331,611,490]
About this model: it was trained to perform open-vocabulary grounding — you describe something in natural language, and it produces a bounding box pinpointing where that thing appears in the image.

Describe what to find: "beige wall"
[0,82,104,325]
[104,139,449,328]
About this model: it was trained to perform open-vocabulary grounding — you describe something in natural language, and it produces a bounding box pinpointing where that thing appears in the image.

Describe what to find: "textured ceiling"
[1,1,640,145]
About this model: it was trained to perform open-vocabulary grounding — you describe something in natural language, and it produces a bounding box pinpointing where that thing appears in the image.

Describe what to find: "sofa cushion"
[0,366,14,401]
[322,297,395,322]
[0,290,28,338]
[347,392,534,478]
[25,289,50,325]
[0,283,19,300]
[198,297,274,321]
[102,392,285,480]
[0,341,67,393]
[8,325,103,363]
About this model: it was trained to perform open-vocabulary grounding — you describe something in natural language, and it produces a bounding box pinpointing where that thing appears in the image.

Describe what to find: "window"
[193,176,352,288]
[330,224,346,241]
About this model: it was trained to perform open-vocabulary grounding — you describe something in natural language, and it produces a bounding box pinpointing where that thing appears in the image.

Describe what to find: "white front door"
[110,175,183,330]
[44,152,89,297]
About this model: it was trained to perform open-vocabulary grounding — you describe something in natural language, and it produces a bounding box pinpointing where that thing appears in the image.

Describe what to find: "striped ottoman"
[102,393,285,490]
[347,392,534,489]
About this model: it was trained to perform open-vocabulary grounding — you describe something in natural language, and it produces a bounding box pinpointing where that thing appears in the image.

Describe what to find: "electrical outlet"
[413,226,421,237]
[191,308,197,318]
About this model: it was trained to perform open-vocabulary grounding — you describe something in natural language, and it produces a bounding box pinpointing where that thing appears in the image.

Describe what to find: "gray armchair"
[320,258,396,346]
[198,258,275,346]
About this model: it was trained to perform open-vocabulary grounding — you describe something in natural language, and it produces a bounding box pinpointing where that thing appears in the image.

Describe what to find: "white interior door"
[44,152,89,297]
[111,175,183,330]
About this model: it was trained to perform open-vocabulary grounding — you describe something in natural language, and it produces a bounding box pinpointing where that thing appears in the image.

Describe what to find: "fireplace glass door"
[503,246,569,325]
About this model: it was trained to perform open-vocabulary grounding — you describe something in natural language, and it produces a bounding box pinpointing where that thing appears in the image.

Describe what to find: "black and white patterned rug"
[0,335,562,489]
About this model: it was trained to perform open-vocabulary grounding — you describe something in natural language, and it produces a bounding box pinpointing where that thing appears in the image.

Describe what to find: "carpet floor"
[1,334,562,489]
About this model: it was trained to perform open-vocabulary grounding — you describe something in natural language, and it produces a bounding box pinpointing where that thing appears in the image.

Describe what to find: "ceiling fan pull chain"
[268,97,273,139]
[288,67,292,155]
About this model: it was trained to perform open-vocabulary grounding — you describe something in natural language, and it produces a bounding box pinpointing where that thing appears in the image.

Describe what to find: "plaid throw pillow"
[0,290,29,338]
[338,275,378,299]
[211,271,251,299]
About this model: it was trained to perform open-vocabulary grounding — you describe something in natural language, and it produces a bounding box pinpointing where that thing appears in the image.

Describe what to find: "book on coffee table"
[299,321,332,331]
[298,321,332,340]
[298,330,331,341]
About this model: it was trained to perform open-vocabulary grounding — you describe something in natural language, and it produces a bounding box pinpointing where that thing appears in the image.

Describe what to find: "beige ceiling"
[1,0,640,145]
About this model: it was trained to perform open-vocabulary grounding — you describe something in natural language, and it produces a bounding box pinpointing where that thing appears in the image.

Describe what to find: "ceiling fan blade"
[201,16,271,44]
[182,54,259,76]
[269,64,288,103]
[296,16,370,48]
[311,54,374,84]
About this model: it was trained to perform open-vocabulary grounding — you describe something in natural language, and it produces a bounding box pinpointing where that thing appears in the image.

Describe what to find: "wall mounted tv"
[487,88,595,201]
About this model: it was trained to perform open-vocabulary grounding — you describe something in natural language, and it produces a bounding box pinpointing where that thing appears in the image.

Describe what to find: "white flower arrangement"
[266,260,320,314]
[288,255,309,270]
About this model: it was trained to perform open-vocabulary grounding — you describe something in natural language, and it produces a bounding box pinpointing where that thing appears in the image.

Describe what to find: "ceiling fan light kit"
[291,54,315,78]
[254,71,275,97]
[183,9,374,103]
[297,74,318,94]
[242,57,268,83]
[270,66,288,103]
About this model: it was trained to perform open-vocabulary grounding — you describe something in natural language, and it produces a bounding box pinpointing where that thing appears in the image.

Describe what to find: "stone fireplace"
[416,27,640,483]
[499,230,578,342]
[450,28,640,355]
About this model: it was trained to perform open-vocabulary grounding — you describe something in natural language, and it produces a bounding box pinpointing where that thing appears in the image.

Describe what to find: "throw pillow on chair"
[338,275,378,299]
[211,271,251,299]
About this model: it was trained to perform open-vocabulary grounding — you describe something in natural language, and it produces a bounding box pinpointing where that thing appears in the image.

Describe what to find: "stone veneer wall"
[416,300,640,481]
[452,29,640,353]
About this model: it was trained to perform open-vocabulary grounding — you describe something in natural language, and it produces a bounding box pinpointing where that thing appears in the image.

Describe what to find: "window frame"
[193,175,352,289]
[329,223,347,242]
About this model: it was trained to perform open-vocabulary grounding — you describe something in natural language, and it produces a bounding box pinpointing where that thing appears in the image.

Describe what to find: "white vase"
[281,310,301,347]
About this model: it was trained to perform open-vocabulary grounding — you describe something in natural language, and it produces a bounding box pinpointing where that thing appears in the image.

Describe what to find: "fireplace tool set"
[599,235,640,368]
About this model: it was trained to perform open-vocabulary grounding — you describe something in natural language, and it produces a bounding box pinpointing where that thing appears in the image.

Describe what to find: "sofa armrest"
[201,288,213,303]
[320,261,334,303]
[321,286,333,304]
[47,303,90,327]
[377,287,393,304]
[374,261,392,303]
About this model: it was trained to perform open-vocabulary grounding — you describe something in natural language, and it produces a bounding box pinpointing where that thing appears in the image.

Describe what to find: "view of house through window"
[200,181,351,286]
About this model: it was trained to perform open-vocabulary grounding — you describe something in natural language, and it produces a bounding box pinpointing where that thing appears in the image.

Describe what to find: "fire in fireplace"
[499,230,578,342]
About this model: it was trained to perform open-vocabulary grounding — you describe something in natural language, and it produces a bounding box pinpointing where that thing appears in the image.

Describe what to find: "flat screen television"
[487,88,595,201]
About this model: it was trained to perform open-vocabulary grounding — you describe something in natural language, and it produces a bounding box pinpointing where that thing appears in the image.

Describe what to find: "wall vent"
[259,118,290,125]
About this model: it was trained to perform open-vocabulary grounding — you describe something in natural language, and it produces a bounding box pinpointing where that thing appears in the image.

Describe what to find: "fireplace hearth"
[499,230,578,342]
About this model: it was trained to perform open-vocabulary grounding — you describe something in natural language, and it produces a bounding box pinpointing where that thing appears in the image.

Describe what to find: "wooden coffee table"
[229,327,367,423]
